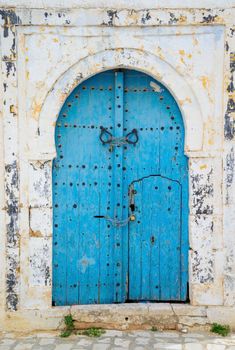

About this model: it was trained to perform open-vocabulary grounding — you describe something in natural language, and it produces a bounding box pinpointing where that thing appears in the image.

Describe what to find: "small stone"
[39,338,55,345]
[114,338,131,347]
[130,331,151,337]
[0,346,11,350]
[14,344,34,350]
[151,338,167,343]
[104,330,123,337]
[76,338,93,346]
[184,338,201,343]
[32,346,55,350]
[92,344,110,350]
[37,332,58,338]
[1,333,15,339]
[97,337,111,343]
[185,344,204,350]
[135,337,150,345]
[154,332,179,338]
[55,344,73,350]
[207,345,226,350]
[181,328,188,334]
[154,344,182,349]
[0,339,16,345]
[183,333,204,338]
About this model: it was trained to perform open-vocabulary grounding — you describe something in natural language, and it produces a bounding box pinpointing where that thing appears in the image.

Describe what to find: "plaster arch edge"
[35,48,204,160]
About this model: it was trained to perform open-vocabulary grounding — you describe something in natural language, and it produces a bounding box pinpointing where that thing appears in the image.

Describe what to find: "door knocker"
[99,127,138,151]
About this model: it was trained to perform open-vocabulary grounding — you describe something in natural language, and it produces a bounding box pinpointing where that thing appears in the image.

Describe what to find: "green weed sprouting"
[211,323,230,337]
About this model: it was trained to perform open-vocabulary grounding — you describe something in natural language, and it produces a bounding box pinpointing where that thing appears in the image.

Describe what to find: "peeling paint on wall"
[225,52,235,140]
[1,19,20,311]
[225,147,234,204]
[105,10,119,26]
[29,237,51,286]
[0,3,234,328]
[29,161,52,208]
[191,166,214,215]
[190,214,214,284]
[0,9,21,37]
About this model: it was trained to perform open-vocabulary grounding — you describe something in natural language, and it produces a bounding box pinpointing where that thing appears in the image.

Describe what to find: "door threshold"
[66,303,208,331]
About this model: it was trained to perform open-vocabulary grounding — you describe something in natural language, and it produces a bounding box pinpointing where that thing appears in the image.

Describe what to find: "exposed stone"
[185,344,204,350]
[177,316,208,327]
[172,305,207,317]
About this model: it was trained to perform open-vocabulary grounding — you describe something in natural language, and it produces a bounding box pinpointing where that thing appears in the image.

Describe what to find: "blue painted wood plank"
[128,182,142,300]
[113,72,125,302]
[149,179,160,300]
[98,73,116,303]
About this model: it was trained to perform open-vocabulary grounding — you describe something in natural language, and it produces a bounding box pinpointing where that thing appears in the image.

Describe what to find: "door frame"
[27,48,222,308]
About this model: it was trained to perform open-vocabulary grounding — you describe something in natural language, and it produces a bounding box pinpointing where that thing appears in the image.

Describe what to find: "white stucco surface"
[0,0,235,331]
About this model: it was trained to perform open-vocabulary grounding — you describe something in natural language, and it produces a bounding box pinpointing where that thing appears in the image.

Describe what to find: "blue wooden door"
[52,69,188,306]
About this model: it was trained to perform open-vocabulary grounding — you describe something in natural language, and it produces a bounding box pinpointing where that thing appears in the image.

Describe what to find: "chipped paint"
[200,76,210,90]
[191,165,214,215]
[29,237,51,286]
[31,101,41,120]
[150,81,162,92]
[79,256,95,274]
[224,147,234,205]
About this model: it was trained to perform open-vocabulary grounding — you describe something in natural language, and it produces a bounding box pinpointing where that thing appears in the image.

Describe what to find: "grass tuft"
[60,314,75,338]
[211,323,230,337]
[60,314,106,338]
[60,330,72,338]
[151,326,158,332]
[78,327,105,337]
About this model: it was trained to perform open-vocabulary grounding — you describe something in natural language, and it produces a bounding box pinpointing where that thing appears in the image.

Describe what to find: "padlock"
[130,214,136,221]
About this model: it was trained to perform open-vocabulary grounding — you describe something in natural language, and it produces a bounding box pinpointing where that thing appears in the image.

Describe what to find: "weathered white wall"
[0,1,235,331]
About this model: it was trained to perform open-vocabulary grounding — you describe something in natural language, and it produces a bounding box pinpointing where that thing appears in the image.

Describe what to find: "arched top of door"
[36,48,203,159]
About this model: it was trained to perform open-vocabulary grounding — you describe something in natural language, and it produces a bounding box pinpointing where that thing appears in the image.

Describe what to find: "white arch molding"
[36,48,203,159]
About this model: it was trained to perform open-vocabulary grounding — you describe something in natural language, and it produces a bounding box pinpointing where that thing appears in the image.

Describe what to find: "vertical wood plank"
[128,182,142,300]
[113,72,125,302]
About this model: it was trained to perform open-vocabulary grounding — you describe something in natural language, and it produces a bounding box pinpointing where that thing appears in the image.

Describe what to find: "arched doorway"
[52,69,188,306]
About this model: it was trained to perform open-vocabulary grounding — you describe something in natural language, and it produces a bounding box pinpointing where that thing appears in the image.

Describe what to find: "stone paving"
[1,330,235,350]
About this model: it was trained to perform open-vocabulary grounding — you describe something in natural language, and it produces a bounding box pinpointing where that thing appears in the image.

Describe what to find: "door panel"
[53,72,126,305]
[52,69,188,306]
[128,176,182,301]
[122,70,188,300]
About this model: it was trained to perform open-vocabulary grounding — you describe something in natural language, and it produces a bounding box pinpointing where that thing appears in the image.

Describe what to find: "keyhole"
[151,236,155,244]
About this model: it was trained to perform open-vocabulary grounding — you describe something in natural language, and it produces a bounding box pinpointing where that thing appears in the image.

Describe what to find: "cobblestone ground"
[1,330,235,350]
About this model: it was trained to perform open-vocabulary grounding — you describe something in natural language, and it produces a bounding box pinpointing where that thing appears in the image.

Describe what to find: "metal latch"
[99,127,138,151]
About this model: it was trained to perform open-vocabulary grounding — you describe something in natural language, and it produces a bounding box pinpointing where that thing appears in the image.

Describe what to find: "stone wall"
[0,0,235,331]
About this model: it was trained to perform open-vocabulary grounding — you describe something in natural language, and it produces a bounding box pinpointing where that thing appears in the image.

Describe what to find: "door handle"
[99,127,138,148]
[99,127,113,145]
[125,129,138,145]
